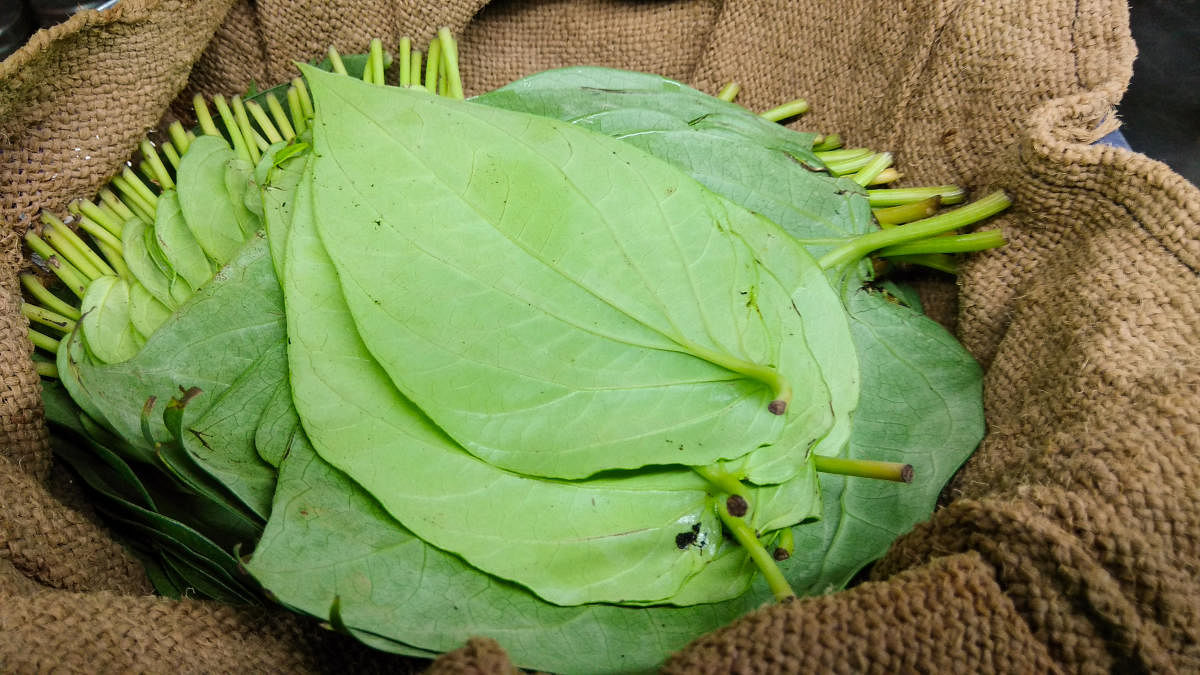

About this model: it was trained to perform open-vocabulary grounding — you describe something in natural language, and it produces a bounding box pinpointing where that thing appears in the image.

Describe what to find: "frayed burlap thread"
[3,0,1198,673]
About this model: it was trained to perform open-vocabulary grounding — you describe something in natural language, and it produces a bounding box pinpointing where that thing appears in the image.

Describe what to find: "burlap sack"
[2,0,1197,672]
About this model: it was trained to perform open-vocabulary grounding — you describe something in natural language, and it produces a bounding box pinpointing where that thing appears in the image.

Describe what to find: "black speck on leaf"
[675,531,697,549]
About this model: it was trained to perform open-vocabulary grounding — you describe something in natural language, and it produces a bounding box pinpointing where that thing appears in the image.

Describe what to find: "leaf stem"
[869,167,902,185]
[34,360,58,378]
[327,46,348,76]
[716,81,740,102]
[759,98,808,122]
[213,95,252,162]
[168,120,192,155]
[193,94,221,137]
[265,94,296,141]
[851,152,893,187]
[877,230,1006,257]
[886,253,957,274]
[873,196,941,227]
[28,328,60,353]
[398,37,412,88]
[692,465,749,498]
[814,147,870,163]
[812,133,843,152]
[867,185,965,207]
[140,140,175,190]
[812,455,913,482]
[425,37,441,93]
[74,198,124,237]
[409,50,423,89]
[98,188,136,224]
[818,191,1010,271]
[41,212,112,279]
[246,99,284,144]
[22,302,76,333]
[286,86,307,135]
[231,96,264,162]
[715,497,795,601]
[679,338,792,414]
[438,27,464,100]
[20,274,80,319]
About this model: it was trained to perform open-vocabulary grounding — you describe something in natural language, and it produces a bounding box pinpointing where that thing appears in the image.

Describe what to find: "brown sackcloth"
[2,0,1197,672]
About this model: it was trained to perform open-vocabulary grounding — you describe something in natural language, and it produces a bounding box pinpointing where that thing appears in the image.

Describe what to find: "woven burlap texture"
[2,0,1197,672]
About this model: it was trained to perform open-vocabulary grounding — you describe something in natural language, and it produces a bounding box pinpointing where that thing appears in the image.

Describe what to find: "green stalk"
[25,233,87,297]
[692,465,749,498]
[823,152,877,176]
[193,94,221,137]
[286,86,307,135]
[20,274,80,320]
[120,168,159,209]
[851,152,893,187]
[265,94,296,141]
[42,212,114,278]
[98,188,136,223]
[886,253,957,274]
[398,37,412,87]
[140,139,175,190]
[409,50,423,89]
[96,239,131,279]
[109,175,155,223]
[438,28,464,100]
[28,328,60,353]
[715,497,795,602]
[425,38,441,93]
[877,230,1007,257]
[760,98,808,122]
[873,196,941,227]
[869,167,902,185]
[246,100,284,144]
[327,46,348,76]
[774,527,794,560]
[212,95,252,163]
[867,185,965,207]
[231,96,263,163]
[678,337,792,414]
[22,302,76,333]
[293,77,314,120]
[161,142,181,170]
[716,81,740,102]
[168,120,192,155]
[369,38,386,86]
[75,198,125,237]
[813,455,913,482]
[34,360,58,378]
[814,147,870,163]
[819,191,1010,271]
[812,133,843,152]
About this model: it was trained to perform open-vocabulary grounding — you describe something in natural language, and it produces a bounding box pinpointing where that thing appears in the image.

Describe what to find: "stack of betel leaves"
[22,30,1010,673]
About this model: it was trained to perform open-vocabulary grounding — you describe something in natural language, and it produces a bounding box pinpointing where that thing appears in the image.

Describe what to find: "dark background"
[1118,0,1200,185]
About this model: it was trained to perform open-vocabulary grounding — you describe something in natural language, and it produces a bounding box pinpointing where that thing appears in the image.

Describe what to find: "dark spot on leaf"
[675,531,697,549]
[725,494,749,517]
[687,113,711,126]
[691,523,701,533]
[768,399,788,415]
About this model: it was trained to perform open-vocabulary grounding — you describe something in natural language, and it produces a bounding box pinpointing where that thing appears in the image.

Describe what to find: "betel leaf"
[247,429,767,675]
[78,275,143,364]
[153,190,214,292]
[472,68,868,484]
[175,134,254,265]
[473,69,983,589]
[303,67,846,483]
[279,149,803,606]
[787,286,983,594]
